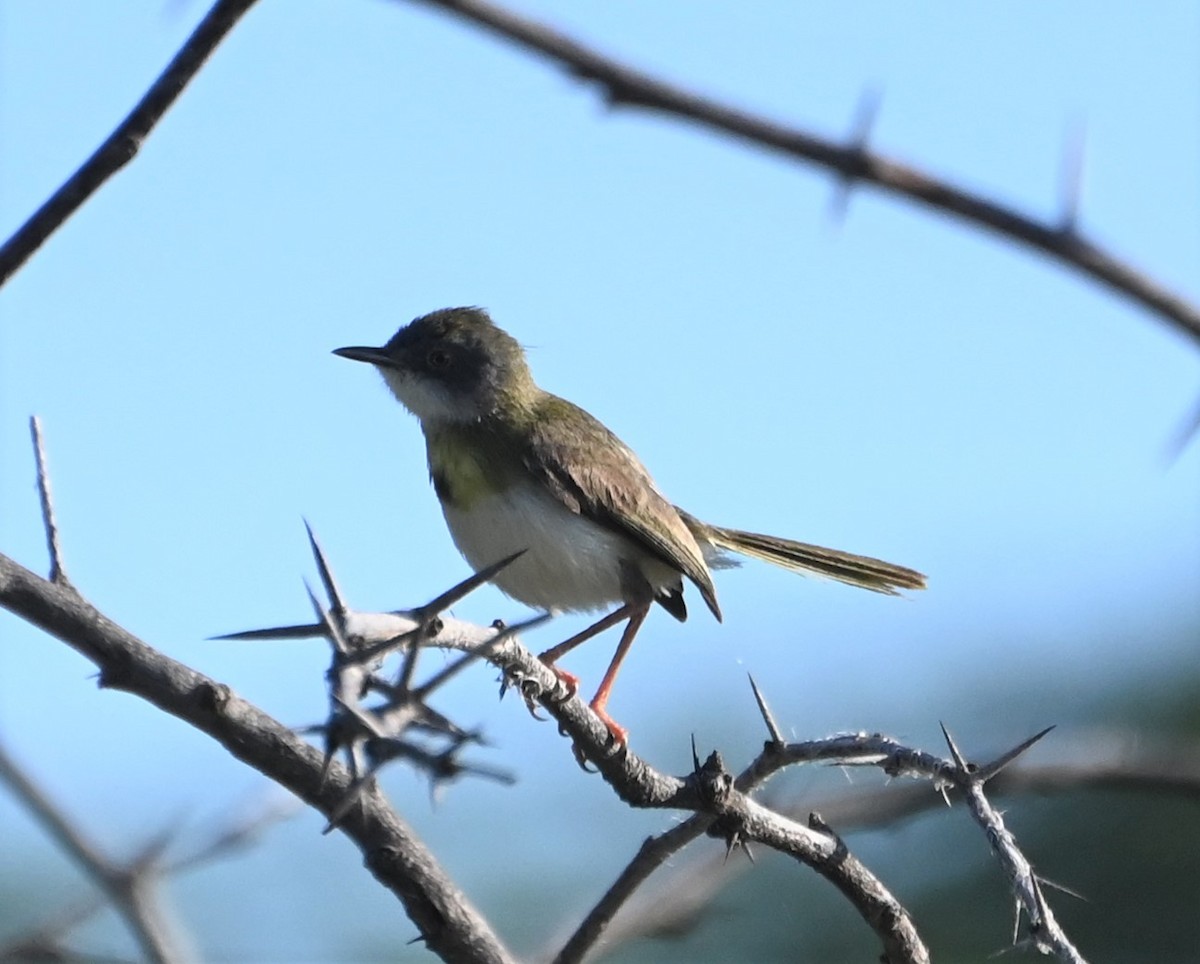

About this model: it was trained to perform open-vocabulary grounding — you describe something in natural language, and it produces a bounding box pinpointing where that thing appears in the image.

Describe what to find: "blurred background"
[1,2,1197,961]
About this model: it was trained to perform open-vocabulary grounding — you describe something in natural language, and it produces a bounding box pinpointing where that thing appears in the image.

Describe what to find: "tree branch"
[3,540,928,963]
[0,0,260,288]
[404,0,1200,348]
[0,554,517,964]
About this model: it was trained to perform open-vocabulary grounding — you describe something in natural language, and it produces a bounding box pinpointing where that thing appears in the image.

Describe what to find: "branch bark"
[0,553,517,964]
[405,0,1200,348]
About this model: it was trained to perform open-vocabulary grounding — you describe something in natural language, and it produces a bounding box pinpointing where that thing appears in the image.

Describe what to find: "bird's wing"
[522,394,721,621]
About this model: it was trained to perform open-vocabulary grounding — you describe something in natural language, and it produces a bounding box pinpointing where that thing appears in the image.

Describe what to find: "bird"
[334,307,925,743]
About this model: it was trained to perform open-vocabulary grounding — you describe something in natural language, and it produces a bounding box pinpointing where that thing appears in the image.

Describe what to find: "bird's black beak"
[333,345,394,367]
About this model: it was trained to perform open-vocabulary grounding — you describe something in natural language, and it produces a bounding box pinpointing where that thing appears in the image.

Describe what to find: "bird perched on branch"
[335,307,925,744]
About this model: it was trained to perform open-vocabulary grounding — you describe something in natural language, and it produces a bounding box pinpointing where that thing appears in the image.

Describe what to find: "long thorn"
[304,579,349,656]
[304,519,346,617]
[417,550,526,617]
[939,721,969,772]
[29,416,69,586]
[747,674,784,745]
[210,622,325,641]
[976,725,1056,783]
[1058,114,1087,232]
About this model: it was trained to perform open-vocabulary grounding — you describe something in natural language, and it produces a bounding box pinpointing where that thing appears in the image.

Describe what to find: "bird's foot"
[567,705,627,770]
[588,700,629,749]
[540,662,579,705]
[519,662,578,721]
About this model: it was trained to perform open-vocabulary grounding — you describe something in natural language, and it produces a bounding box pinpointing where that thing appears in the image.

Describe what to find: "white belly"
[441,484,679,613]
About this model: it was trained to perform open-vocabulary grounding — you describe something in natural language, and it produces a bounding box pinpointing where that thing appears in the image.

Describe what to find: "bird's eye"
[427,349,451,369]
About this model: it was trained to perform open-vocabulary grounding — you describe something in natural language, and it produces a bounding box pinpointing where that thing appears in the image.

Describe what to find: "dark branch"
[0,554,517,964]
[0,0,260,288]
[406,0,1200,347]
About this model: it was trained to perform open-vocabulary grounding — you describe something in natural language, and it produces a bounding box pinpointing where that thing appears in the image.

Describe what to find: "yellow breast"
[425,428,505,510]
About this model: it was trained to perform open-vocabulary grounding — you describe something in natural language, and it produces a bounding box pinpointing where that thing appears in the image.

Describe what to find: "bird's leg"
[537,601,639,693]
[585,603,650,746]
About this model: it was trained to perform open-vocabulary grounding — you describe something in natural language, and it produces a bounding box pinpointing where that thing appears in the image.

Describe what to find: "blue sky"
[2,3,1197,960]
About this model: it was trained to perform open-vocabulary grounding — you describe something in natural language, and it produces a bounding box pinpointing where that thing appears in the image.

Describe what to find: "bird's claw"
[571,740,598,772]
[547,675,576,705]
[518,678,549,721]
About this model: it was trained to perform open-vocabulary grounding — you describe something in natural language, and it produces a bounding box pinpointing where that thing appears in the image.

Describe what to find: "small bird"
[335,307,925,743]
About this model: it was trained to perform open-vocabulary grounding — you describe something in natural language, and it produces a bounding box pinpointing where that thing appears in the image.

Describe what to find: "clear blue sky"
[2,3,1197,960]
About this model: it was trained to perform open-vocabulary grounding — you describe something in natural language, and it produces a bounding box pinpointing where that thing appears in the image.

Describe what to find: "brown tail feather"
[678,509,926,596]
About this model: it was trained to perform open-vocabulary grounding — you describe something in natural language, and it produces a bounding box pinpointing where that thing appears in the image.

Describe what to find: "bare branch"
[0,0,260,288]
[553,720,1107,964]
[404,0,1200,347]
[0,739,194,964]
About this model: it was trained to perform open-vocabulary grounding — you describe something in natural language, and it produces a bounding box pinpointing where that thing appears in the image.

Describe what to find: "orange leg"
[537,602,639,665]
[536,600,652,744]
[586,604,650,745]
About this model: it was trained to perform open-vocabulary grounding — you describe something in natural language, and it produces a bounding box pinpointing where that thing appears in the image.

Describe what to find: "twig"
[0,739,195,964]
[404,0,1200,347]
[29,416,68,585]
[0,0,259,287]
[0,792,295,963]
[941,723,1086,962]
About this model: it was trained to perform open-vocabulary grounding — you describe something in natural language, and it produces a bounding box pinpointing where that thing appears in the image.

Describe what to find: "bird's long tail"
[678,510,926,596]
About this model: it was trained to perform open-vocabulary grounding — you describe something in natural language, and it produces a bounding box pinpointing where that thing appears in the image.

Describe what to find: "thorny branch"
[406,0,1200,348]
[220,532,930,963]
[2,419,1155,963]
[0,526,931,961]
[1,4,1191,960]
[546,709,1097,964]
[0,0,259,287]
[217,528,1101,964]
[2,0,1196,359]
[0,552,519,964]
[583,736,1200,957]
